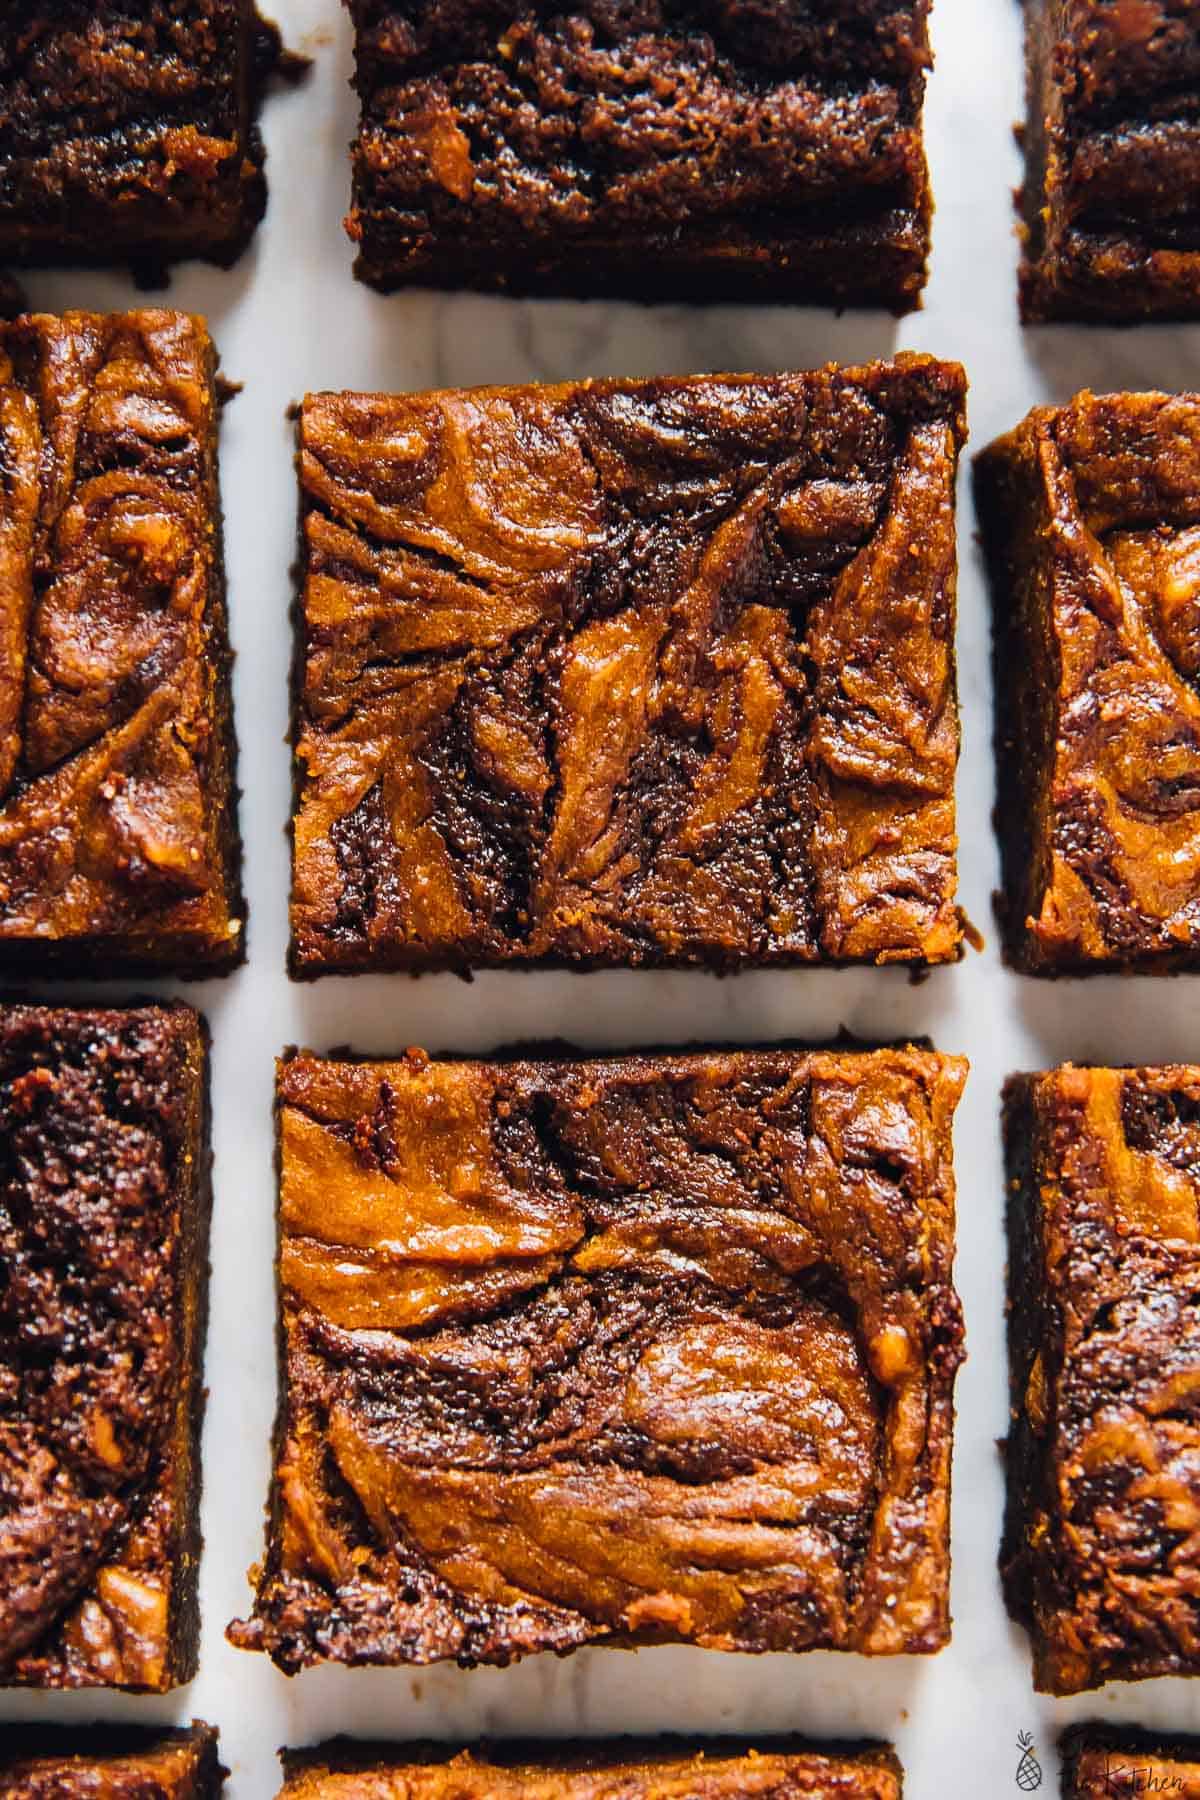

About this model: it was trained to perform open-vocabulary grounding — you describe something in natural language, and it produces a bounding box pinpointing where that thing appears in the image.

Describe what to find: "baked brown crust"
[0,3,291,279]
[1003,1065,1200,1694]
[345,0,933,311]
[0,1004,211,1692]
[0,310,245,975]
[279,1737,903,1799]
[292,356,965,976]
[976,389,1200,974]
[230,1044,966,1673]
[1062,1725,1200,1798]
[1019,0,1200,322]
[0,1724,224,1799]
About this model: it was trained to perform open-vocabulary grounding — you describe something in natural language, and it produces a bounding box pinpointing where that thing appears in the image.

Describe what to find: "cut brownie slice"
[0,1004,211,1692]
[1003,1065,1200,1694]
[344,0,934,310]
[292,356,965,976]
[976,390,1200,974]
[0,3,292,279]
[1062,1726,1200,1798]
[0,310,245,975]
[0,1724,224,1798]
[279,1737,903,1798]
[230,1044,966,1672]
[1019,0,1200,321]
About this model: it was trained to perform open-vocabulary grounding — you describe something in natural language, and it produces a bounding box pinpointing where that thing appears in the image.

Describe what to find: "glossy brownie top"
[292,356,965,975]
[231,1045,965,1672]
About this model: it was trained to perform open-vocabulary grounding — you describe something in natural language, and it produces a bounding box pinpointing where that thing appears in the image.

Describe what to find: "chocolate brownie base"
[1062,1725,1200,1798]
[0,1724,224,1798]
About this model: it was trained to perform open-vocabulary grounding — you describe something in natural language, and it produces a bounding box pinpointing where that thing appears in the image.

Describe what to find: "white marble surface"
[3,2,1200,1794]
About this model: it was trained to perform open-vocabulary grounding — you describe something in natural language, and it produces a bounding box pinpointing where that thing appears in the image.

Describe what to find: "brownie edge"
[1062,1725,1200,1797]
[0,1723,225,1798]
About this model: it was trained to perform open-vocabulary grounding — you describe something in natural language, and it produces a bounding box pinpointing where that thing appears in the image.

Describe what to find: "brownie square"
[1019,1,1200,322]
[0,1724,224,1798]
[279,1737,903,1799]
[0,3,287,279]
[976,390,1200,974]
[0,1004,211,1692]
[344,0,933,310]
[0,310,245,975]
[292,356,965,976]
[1062,1726,1200,1798]
[229,1044,966,1672]
[1003,1064,1200,1694]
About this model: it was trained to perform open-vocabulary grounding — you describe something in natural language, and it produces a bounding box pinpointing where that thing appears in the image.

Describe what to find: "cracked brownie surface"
[292,356,964,976]
[345,0,934,309]
[279,1737,903,1799]
[230,1044,966,1673]
[1019,0,1200,321]
[0,310,244,975]
[0,1004,210,1693]
[977,389,1200,973]
[0,2,289,277]
[1003,1065,1200,1694]
[0,1724,224,1799]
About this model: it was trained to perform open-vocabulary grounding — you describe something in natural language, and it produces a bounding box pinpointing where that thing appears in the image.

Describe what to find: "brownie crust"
[0,1004,212,1692]
[292,356,965,976]
[1003,1065,1200,1694]
[1062,1725,1200,1798]
[0,310,245,975]
[0,1724,224,1799]
[976,389,1200,974]
[345,0,933,311]
[1020,0,1200,322]
[279,1737,903,1799]
[231,1044,966,1673]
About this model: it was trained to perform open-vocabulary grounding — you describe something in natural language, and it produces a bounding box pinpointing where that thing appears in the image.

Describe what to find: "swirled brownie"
[1062,1726,1200,1797]
[0,1724,224,1799]
[278,1737,903,1799]
[0,3,294,280]
[230,1044,966,1673]
[344,0,934,310]
[0,1004,211,1692]
[0,310,245,975]
[976,390,1200,974]
[292,356,966,976]
[1003,1065,1200,1694]
[1019,1,1200,321]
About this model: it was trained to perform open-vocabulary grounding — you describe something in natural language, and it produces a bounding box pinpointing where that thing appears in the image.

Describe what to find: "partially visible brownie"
[1062,1725,1200,1797]
[0,3,292,280]
[230,1044,966,1673]
[1019,0,1200,321]
[1002,1064,1200,1694]
[344,0,934,310]
[0,310,245,975]
[0,1004,211,1692]
[292,356,966,976]
[279,1737,903,1798]
[0,1724,224,1798]
[976,389,1200,974]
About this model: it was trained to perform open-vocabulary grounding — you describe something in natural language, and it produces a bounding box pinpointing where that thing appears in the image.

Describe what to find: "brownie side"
[0,310,245,975]
[279,1736,904,1798]
[0,1724,224,1799]
[344,0,932,311]
[230,1045,966,1673]
[0,1004,212,1692]
[1020,0,1200,322]
[976,390,1200,974]
[1002,1064,1200,1694]
[291,356,965,977]
[1062,1725,1200,1798]
[0,3,289,278]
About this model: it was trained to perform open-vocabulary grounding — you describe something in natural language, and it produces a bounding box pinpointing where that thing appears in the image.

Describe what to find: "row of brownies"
[0,309,1194,976]
[3,1725,1200,1797]
[0,2,1195,322]
[0,1002,1195,1704]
